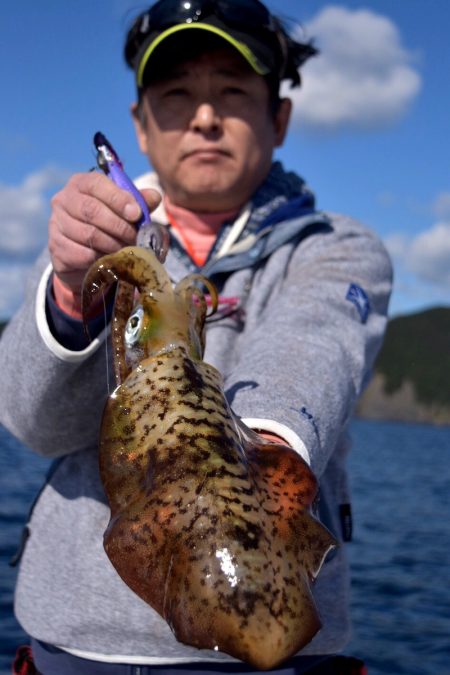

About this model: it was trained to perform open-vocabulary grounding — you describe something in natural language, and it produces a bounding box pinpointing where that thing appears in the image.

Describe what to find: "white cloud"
[385,222,450,288]
[285,5,421,130]
[0,166,69,259]
[377,191,397,208]
[408,223,450,286]
[432,192,450,219]
[384,232,409,259]
[0,166,69,318]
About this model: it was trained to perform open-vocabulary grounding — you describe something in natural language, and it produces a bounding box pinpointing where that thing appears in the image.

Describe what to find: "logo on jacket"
[346,283,370,323]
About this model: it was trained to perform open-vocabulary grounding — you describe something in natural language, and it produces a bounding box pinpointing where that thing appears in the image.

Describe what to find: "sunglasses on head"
[124,0,318,90]
[125,0,280,67]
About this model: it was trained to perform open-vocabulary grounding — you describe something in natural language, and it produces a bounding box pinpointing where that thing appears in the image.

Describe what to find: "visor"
[136,21,269,88]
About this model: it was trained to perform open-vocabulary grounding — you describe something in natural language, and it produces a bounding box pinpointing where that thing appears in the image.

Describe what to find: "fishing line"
[86,216,113,396]
[101,289,112,395]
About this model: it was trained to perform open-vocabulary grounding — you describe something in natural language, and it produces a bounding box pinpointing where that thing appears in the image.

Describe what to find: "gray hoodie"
[0,163,392,665]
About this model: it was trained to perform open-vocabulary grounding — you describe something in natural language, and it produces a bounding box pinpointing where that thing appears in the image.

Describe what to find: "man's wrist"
[257,430,287,444]
[52,274,83,320]
[242,417,310,465]
[45,272,114,352]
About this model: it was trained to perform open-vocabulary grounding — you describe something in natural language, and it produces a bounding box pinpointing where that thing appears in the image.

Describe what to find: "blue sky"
[1,0,449,320]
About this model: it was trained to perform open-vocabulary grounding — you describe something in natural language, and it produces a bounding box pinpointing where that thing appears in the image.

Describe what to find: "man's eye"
[165,88,188,97]
[224,86,245,95]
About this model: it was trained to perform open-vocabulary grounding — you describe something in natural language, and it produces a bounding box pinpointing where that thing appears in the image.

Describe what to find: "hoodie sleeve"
[0,250,110,457]
[220,213,393,478]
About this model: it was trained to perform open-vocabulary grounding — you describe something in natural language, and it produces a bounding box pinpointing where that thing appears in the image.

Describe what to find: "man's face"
[132,47,291,212]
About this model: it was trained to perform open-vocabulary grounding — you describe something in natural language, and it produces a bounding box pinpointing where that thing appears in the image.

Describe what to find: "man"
[2,1,391,673]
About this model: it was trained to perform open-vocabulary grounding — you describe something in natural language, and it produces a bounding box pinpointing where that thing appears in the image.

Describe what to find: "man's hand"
[48,172,161,316]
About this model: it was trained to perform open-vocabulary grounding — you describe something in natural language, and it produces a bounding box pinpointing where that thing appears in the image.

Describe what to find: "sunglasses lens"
[215,0,271,27]
[147,0,271,33]
[149,0,204,25]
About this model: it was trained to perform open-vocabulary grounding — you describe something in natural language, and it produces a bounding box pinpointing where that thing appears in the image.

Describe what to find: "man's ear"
[130,101,149,154]
[274,97,292,147]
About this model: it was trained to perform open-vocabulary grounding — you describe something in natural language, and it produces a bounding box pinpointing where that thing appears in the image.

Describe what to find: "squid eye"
[125,306,144,347]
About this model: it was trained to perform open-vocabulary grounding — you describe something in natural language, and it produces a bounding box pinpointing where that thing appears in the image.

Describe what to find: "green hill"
[357,307,450,425]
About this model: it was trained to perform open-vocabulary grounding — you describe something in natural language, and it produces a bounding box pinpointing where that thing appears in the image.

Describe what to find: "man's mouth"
[182,147,231,160]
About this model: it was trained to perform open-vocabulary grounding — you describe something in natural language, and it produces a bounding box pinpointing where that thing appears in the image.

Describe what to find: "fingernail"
[124,202,140,220]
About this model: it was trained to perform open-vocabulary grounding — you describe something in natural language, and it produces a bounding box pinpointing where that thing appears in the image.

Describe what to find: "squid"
[82,246,336,670]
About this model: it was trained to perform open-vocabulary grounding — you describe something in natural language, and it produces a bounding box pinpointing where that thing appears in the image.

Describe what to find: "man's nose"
[190,102,221,134]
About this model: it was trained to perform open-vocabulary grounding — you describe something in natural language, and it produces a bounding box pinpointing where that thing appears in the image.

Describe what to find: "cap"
[124,0,317,89]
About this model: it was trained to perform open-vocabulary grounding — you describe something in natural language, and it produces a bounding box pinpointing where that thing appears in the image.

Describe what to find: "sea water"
[1,419,449,674]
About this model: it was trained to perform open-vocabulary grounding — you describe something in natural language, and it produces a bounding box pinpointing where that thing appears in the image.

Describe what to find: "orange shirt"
[164,195,239,267]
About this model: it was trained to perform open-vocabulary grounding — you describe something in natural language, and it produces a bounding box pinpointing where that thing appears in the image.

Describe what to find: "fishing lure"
[94,131,169,262]
[82,246,337,670]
